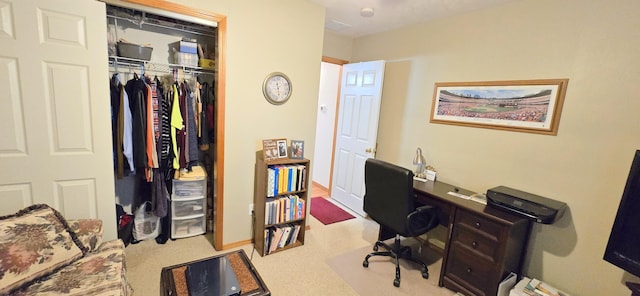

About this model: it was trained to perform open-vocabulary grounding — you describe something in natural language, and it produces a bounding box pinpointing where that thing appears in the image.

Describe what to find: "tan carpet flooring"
[326,243,455,296]
[125,198,457,295]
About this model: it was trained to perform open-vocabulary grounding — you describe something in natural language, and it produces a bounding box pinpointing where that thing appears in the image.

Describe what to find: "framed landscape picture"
[430,79,569,135]
[290,140,304,159]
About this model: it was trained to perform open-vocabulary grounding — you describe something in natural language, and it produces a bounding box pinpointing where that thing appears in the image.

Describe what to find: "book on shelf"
[279,198,286,223]
[300,166,306,190]
[266,198,276,225]
[264,229,270,254]
[264,198,273,225]
[287,166,293,192]
[296,164,304,191]
[287,224,298,245]
[265,224,295,254]
[272,200,278,224]
[267,168,275,197]
[284,196,291,222]
[291,167,297,192]
[267,163,307,195]
[277,226,292,248]
[263,223,304,255]
[278,166,285,194]
[265,194,307,225]
[288,224,301,245]
[289,166,296,191]
[298,198,305,219]
[290,195,298,220]
[271,199,278,224]
[268,227,283,254]
[272,166,279,196]
[269,199,276,224]
[282,166,289,192]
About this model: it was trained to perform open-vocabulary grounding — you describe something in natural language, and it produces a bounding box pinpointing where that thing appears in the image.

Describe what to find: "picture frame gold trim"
[430,79,569,135]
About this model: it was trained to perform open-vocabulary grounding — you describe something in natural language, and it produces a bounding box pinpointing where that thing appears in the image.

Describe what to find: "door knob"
[365,148,374,153]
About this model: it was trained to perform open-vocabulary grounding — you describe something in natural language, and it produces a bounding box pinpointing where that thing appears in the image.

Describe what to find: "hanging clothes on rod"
[125,72,148,173]
[184,79,200,169]
[110,73,135,178]
[106,2,218,243]
[200,81,214,149]
[109,57,214,211]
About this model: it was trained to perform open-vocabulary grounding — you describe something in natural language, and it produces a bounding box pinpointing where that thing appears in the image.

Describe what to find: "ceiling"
[308,0,521,38]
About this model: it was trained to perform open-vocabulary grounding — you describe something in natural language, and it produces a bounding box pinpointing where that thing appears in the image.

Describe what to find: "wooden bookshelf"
[253,152,310,256]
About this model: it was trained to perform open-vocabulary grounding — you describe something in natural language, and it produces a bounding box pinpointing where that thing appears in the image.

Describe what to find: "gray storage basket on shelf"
[117,41,153,61]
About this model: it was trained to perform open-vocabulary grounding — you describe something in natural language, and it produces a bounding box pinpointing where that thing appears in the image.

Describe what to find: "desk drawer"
[451,227,499,263]
[445,244,496,296]
[455,208,503,242]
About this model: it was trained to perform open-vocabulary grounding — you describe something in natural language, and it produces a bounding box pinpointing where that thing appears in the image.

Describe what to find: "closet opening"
[105,1,225,250]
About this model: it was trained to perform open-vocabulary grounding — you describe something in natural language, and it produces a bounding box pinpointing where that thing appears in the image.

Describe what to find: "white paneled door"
[0,0,117,239]
[330,60,385,217]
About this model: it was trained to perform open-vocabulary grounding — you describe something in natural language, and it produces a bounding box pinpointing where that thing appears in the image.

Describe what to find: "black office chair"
[362,158,439,287]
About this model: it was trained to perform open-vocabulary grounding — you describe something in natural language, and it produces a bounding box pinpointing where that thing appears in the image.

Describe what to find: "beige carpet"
[326,241,457,296]
[125,198,459,295]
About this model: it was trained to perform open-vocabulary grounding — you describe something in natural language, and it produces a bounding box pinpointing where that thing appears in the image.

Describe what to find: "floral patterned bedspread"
[12,240,133,296]
[0,204,132,296]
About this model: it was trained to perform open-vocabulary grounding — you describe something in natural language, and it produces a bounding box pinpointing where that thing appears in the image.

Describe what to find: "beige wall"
[322,30,353,62]
[348,0,640,294]
[174,0,324,244]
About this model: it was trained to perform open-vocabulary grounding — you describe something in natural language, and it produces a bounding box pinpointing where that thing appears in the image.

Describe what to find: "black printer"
[486,186,567,224]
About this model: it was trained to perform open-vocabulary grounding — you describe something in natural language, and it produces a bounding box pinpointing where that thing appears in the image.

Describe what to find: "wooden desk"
[412,180,531,296]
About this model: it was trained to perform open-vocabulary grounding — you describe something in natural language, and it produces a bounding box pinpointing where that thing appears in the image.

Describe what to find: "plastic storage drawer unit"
[171,166,207,239]
[172,216,206,239]
[173,179,206,199]
[172,198,205,219]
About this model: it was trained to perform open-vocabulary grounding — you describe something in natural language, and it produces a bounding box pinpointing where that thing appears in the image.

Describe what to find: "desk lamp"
[413,147,426,179]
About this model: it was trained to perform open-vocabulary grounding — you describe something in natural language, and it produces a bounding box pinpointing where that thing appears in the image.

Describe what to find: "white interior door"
[0,0,117,239]
[330,60,385,216]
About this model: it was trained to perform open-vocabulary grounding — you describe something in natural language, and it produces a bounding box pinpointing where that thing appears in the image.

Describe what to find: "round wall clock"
[262,72,292,105]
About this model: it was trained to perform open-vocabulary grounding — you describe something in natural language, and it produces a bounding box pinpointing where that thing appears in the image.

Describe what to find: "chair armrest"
[67,219,104,252]
[407,205,439,236]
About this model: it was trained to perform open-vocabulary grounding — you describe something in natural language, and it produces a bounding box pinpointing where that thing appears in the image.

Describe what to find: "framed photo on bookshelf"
[276,139,288,158]
[290,140,304,159]
[262,138,284,161]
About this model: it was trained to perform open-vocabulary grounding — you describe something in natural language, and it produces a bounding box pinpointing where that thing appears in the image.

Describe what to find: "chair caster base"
[363,260,369,268]
[393,278,400,287]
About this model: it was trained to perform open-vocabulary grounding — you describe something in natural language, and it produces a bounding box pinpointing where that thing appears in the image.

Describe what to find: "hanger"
[113,59,120,74]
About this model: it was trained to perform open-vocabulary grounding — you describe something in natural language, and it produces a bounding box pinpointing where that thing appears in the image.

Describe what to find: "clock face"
[263,72,292,105]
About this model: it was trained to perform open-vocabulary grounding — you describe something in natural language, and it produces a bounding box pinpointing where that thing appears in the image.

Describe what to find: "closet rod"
[107,14,216,38]
[109,57,216,76]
